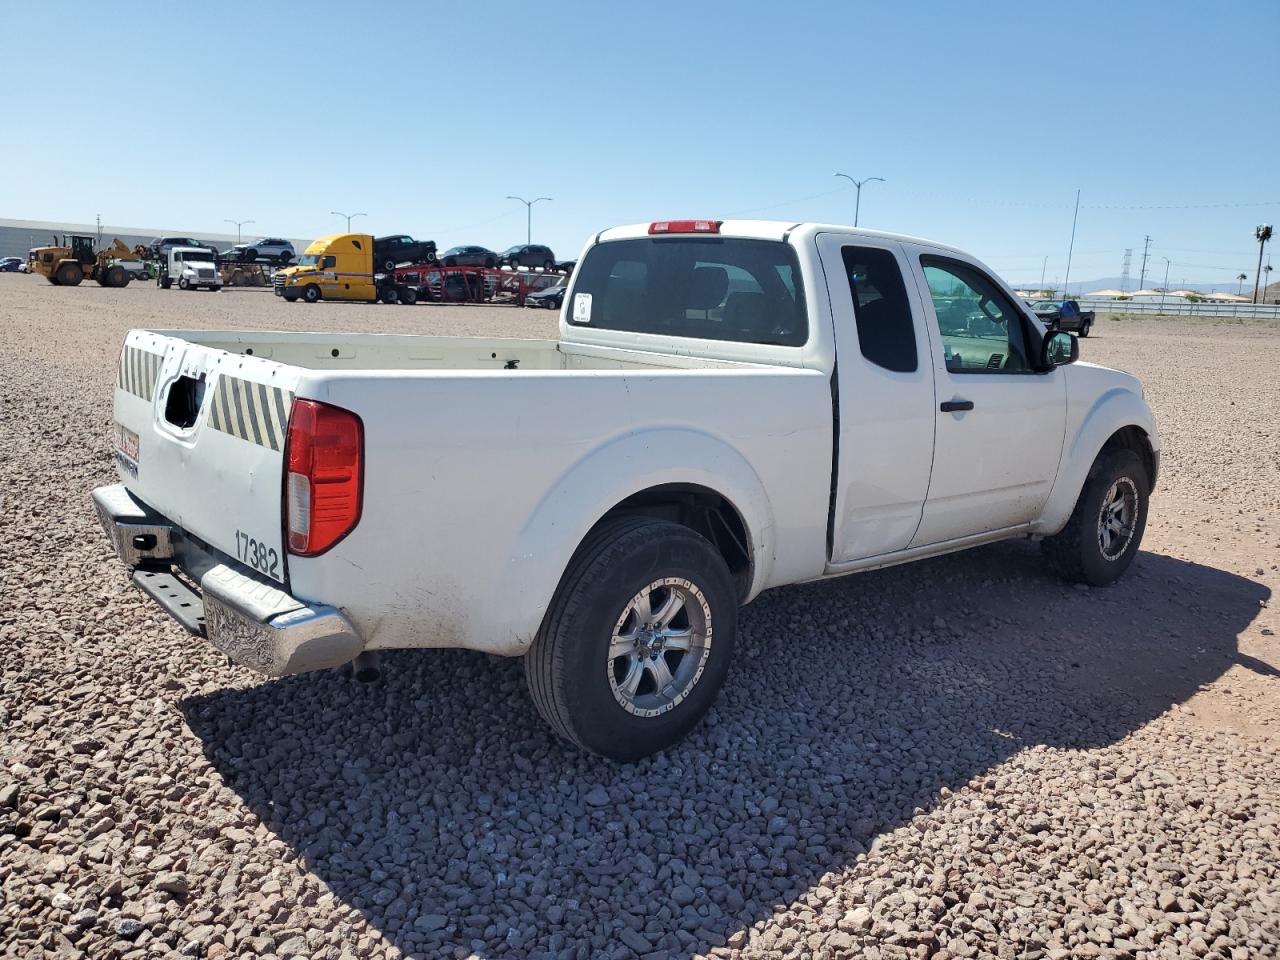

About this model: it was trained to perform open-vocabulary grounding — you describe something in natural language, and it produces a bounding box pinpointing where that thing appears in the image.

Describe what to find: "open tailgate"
[111,330,298,584]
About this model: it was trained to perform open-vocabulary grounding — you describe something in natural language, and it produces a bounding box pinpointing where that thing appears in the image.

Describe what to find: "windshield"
[297,254,321,266]
[569,237,807,346]
[1033,300,1058,310]
[176,250,212,262]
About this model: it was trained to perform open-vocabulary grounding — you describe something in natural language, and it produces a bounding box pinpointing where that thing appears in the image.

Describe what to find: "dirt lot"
[1,276,1277,960]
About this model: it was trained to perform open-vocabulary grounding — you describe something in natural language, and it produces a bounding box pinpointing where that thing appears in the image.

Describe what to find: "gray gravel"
[1,279,1278,959]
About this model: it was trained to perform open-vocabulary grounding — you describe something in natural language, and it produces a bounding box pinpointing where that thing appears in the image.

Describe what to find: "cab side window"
[842,246,917,373]
[322,255,336,268]
[921,257,1031,373]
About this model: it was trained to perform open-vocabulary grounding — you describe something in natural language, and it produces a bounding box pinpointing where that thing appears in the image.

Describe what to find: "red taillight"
[285,399,363,556]
[648,219,721,235]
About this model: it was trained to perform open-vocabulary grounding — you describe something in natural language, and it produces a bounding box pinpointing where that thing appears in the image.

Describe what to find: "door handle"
[940,399,974,413]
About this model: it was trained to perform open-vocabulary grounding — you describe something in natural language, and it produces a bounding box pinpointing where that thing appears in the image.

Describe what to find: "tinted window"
[842,246,917,373]
[921,257,1031,373]
[570,237,807,346]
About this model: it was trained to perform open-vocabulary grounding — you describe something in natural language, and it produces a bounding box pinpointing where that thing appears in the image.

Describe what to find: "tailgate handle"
[164,374,206,428]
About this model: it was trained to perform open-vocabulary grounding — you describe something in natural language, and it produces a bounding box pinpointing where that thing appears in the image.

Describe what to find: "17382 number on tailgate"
[235,529,280,579]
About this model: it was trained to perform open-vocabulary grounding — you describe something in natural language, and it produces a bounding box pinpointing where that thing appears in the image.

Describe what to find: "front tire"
[1042,448,1149,586]
[302,284,321,303]
[525,518,737,761]
[178,277,191,290]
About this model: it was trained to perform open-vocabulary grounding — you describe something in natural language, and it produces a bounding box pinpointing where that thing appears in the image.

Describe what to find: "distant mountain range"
[1006,274,1262,296]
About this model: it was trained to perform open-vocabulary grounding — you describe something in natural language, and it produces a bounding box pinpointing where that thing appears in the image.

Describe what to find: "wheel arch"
[1035,386,1159,535]
[492,428,777,654]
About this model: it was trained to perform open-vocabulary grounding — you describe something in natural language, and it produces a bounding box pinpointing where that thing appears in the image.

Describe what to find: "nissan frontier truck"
[94,219,1159,760]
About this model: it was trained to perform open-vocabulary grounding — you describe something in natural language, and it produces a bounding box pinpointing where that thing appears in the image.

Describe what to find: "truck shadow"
[181,544,1268,959]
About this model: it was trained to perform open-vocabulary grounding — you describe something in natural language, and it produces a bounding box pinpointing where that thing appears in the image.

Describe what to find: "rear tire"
[510,257,521,270]
[543,259,554,271]
[398,285,417,305]
[382,258,397,273]
[379,285,399,304]
[302,284,321,303]
[160,278,173,289]
[1080,320,1092,338]
[1041,448,1149,586]
[525,517,737,761]
[278,251,292,265]
[484,258,495,269]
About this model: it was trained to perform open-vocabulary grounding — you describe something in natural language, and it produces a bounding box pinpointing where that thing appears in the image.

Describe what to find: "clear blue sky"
[2,0,1276,290]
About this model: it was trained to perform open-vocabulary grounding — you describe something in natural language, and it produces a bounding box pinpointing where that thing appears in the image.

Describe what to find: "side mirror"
[1040,330,1078,369]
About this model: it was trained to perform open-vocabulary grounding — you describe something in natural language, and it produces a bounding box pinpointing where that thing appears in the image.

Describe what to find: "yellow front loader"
[28,235,140,287]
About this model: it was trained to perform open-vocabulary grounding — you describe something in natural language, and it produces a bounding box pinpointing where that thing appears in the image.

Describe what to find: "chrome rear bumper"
[92,484,363,677]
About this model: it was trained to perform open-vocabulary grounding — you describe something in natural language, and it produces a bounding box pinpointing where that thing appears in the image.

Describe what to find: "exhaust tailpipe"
[351,651,381,683]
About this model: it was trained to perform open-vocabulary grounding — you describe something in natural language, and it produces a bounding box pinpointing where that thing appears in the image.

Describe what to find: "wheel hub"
[607,578,712,718]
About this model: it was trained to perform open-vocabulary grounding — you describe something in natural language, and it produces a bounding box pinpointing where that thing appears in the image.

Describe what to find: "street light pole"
[1062,189,1081,299]
[1161,257,1171,312]
[834,173,885,227]
[1040,256,1048,293]
[507,196,551,245]
[331,211,367,232]
[224,219,255,244]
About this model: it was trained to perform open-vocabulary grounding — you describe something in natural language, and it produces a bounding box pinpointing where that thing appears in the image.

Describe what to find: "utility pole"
[1039,256,1048,293]
[834,173,886,227]
[1253,224,1273,303]
[331,211,367,232]
[1138,235,1153,291]
[224,219,255,244]
[1121,248,1132,293]
[95,213,102,248]
[506,196,551,245]
[1160,257,1171,311]
[1062,189,1080,299]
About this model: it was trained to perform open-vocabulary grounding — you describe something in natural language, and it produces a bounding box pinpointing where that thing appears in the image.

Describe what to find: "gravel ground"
[1,278,1277,960]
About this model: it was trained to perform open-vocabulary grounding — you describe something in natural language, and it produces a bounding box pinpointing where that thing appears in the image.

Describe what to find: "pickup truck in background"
[1031,299,1096,337]
[95,219,1158,760]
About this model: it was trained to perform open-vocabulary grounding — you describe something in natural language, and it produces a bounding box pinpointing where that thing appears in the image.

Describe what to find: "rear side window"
[570,237,807,346]
[842,246,917,372]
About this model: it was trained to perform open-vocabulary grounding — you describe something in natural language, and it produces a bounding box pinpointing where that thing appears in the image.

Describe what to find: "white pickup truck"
[94,219,1158,760]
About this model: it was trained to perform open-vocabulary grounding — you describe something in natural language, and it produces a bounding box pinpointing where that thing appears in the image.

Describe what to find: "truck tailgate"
[111,330,298,584]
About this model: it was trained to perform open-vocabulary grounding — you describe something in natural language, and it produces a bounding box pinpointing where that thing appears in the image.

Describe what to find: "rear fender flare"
[1035,387,1159,534]
[491,427,776,654]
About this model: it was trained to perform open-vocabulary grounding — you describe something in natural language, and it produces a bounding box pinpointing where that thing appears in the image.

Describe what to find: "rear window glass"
[842,246,917,372]
[569,237,807,346]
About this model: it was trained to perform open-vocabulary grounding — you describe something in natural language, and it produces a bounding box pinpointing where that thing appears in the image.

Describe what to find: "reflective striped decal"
[117,346,163,401]
[208,374,293,452]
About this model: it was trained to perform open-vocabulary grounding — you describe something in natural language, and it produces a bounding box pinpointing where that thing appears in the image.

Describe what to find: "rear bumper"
[91,484,363,677]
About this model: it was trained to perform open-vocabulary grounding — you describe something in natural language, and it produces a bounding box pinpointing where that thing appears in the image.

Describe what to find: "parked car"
[95,217,1158,760]
[1031,299,1095,337]
[499,243,556,270]
[149,237,217,259]
[225,238,295,265]
[374,235,437,273]
[526,282,566,309]
[440,245,498,268]
[0,256,25,272]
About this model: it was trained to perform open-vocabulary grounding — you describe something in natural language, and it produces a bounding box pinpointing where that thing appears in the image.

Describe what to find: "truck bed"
[162,330,755,372]
[111,328,834,657]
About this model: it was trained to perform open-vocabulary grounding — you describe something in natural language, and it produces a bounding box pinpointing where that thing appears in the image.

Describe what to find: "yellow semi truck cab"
[273,233,377,303]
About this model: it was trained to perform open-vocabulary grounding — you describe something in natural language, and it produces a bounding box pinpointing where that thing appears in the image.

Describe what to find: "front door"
[819,234,937,561]
[906,249,1066,547]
